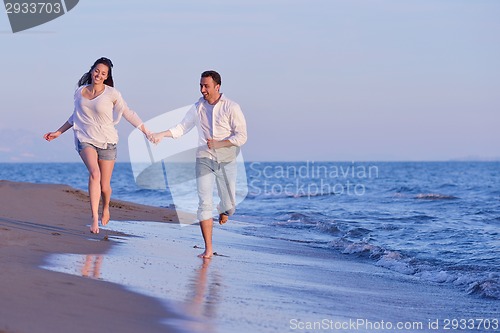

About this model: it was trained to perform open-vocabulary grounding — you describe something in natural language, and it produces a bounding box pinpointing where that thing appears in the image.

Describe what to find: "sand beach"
[0,180,178,333]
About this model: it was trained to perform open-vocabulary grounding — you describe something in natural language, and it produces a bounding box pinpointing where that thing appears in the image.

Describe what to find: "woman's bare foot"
[101,207,110,226]
[90,219,99,234]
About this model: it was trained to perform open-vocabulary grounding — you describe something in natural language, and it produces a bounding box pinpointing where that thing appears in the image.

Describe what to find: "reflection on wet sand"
[81,254,103,279]
[41,221,236,333]
[76,254,222,321]
[183,258,222,331]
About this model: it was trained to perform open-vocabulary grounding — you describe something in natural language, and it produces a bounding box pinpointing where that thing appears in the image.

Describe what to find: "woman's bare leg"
[98,159,115,226]
[79,148,101,233]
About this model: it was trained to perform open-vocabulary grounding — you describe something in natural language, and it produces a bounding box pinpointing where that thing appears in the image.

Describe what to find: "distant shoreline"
[1,159,499,164]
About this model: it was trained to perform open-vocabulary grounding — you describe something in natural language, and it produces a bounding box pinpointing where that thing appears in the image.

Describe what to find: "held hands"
[146,135,224,148]
[147,132,164,145]
[144,130,172,145]
[142,126,161,145]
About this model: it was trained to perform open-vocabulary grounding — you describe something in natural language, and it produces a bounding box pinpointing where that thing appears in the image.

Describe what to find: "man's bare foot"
[197,251,213,259]
[101,208,110,226]
[90,220,99,234]
[218,213,228,225]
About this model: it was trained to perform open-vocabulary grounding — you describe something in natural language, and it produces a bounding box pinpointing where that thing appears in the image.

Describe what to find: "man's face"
[200,76,220,103]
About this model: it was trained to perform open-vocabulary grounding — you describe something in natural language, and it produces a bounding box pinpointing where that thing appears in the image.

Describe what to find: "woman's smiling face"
[91,63,109,85]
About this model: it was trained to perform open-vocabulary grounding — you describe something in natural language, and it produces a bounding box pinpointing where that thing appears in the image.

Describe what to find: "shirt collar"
[198,93,226,106]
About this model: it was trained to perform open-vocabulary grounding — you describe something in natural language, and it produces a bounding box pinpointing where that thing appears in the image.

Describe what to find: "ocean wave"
[273,211,337,225]
[328,238,500,300]
[287,212,309,222]
[315,221,341,235]
[438,183,459,189]
[415,193,458,200]
[378,223,401,231]
[247,189,336,200]
[466,277,500,299]
[376,252,416,275]
[392,192,459,200]
[329,238,384,259]
[345,227,373,239]
[390,186,417,193]
[270,212,321,227]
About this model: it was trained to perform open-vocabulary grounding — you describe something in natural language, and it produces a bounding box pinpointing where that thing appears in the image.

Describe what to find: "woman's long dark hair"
[77,57,114,87]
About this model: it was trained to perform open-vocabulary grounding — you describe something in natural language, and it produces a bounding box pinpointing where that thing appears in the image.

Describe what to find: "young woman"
[44,57,154,234]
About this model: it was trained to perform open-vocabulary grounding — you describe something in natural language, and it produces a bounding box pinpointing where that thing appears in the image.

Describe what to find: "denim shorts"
[77,141,117,161]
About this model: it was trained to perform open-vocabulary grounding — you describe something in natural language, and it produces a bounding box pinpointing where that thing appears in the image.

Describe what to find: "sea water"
[1,161,499,301]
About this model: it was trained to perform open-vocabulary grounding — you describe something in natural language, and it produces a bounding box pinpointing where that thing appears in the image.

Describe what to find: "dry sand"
[0,180,178,333]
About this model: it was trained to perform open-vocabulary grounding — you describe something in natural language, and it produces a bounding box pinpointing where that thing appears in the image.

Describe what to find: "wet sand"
[44,221,500,333]
[0,180,179,333]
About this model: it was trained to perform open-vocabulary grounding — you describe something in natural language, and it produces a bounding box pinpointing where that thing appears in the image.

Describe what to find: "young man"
[151,71,247,258]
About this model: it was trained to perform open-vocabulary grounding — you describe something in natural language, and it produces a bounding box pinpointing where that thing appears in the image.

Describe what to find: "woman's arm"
[149,130,173,144]
[112,91,158,143]
[43,121,73,141]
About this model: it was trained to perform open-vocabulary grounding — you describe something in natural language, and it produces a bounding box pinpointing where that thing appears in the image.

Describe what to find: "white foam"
[376,252,415,275]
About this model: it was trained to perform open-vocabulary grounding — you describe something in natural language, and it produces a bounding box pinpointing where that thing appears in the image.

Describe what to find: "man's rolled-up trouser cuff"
[197,209,214,222]
[218,207,235,216]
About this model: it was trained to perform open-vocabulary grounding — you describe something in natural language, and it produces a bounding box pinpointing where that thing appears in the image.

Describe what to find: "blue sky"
[0,0,499,162]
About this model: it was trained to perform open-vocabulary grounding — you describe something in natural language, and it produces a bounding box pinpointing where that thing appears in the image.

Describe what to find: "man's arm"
[226,104,247,146]
[207,138,234,149]
[149,105,197,144]
[150,130,173,144]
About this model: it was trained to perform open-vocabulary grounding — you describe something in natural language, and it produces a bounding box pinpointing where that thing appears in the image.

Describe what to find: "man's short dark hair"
[201,70,221,86]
